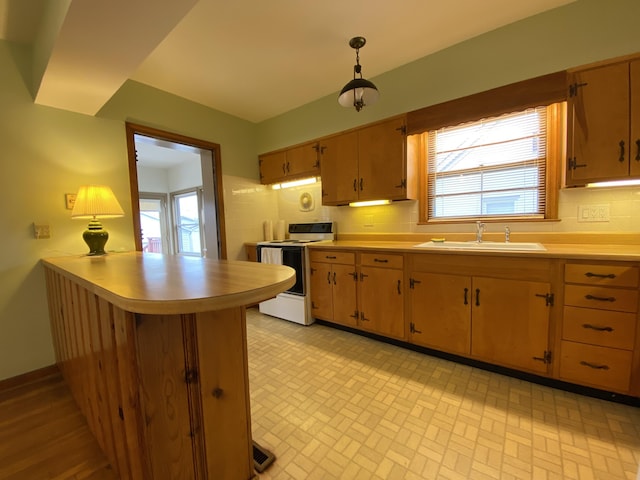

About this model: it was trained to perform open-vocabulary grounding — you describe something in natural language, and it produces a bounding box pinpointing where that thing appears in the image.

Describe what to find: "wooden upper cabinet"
[259,141,320,185]
[259,150,287,184]
[319,131,359,205]
[357,116,410,202]
[567,59,640,185]
[286,142,321,178]
[631,59,640,177]
[320,115,417,205]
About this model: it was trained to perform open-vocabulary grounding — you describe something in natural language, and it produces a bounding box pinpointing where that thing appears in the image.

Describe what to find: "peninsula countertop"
[42,251,296,315]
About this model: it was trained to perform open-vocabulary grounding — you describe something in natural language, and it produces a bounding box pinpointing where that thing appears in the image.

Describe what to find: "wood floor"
[0,370,117,480]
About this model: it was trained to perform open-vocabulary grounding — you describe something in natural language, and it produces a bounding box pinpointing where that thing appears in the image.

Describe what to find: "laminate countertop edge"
[42,252,296,315]
[309,241,640,262]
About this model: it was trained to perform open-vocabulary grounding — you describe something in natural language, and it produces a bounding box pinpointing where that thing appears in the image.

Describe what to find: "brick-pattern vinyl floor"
[246,308,640,480]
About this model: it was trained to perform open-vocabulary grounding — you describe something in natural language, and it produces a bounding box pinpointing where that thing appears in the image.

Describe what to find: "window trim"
[417,102,565,224]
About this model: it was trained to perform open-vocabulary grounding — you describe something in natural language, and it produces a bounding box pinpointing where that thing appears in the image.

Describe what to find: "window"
[172,189,203,255]
[421,103,564,223]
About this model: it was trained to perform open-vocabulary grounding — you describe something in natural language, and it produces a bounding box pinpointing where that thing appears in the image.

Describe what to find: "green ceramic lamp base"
[83,219,109,256]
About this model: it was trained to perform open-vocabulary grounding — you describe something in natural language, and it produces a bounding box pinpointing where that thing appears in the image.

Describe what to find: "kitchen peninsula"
[42,252,295,480]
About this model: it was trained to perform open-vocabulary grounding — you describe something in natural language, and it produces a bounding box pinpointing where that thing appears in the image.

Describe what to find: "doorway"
[125,123,227,259]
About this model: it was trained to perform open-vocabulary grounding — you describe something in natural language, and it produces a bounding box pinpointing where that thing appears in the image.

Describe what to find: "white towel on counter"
[260,247,283,265]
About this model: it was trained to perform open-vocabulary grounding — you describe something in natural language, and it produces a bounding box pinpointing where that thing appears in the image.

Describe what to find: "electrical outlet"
[364,214,374,227]
[33,223,51,239]
[577,204,610,222]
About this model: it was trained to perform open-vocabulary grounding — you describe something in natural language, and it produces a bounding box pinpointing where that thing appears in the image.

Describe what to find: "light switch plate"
[65,193,76,210]
[33,223,51,239]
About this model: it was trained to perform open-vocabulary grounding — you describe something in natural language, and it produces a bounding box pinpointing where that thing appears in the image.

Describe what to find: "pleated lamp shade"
[71,185,124,255]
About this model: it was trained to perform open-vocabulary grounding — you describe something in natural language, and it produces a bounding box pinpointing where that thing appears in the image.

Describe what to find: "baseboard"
[0,365,59,391]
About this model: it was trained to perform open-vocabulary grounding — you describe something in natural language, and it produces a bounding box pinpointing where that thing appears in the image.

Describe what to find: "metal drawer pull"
[397,280,401,294]
[325,255,337,259]
[585,294,616,302]
[582,323,614,332]
[580,360,610,370]
[463,287,468,305]
[636,139,640,161]
[374,258,388,263]
[584,272,616,279]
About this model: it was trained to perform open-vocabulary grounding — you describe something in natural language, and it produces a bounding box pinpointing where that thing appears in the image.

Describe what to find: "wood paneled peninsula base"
[42,252,295,480]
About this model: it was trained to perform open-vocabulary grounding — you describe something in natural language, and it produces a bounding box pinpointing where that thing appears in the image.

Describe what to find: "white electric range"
[257,222,335,325]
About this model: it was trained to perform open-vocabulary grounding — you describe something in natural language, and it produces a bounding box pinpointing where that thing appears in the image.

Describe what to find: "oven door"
[257,245,305,295]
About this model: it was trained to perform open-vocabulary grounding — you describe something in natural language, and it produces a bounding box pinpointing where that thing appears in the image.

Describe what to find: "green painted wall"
[0,40,257,381]
[256,0,640,153]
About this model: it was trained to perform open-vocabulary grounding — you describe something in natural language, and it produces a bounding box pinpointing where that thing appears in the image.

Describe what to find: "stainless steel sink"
[414,241,546,251]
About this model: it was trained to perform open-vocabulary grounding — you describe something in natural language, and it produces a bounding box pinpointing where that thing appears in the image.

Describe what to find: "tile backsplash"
[223,174,640,259]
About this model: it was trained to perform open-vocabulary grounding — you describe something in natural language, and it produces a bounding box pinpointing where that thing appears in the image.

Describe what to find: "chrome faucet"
[505,226,511,243]
[475,221,485,243]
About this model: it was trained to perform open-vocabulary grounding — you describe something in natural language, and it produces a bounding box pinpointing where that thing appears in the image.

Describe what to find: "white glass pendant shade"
[338,78,379,110]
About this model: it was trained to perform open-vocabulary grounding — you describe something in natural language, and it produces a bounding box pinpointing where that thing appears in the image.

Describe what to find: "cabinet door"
[357,117,407,201]
[259,150,287,184]
[471,277,551,374]
[567,62,630,185]
[310,262,333,321]
[287,142,320,178]
[631,59,640,177]
[331,264,359,327]
[359,266,404,339]
[409,272,471,355]
[320,132,359,205]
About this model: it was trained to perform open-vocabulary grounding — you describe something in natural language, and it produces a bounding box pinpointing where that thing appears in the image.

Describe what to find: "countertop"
[42,252,296,315]
[308,240,640,262]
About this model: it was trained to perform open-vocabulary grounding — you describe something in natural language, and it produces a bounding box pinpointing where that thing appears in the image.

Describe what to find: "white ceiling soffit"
[33,0,198,116]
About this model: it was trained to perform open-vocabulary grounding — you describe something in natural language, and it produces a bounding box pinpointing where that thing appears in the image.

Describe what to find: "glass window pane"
[429,107,547,220]
[174,192,201,255]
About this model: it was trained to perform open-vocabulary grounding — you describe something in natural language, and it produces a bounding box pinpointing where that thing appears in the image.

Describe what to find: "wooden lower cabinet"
[470,277,552,374]
[311,249,640,399]
[408,254,555,376]
[309,250,358,327]
[408,272,471,355]
[358,256,405,339]
[559,262,640,395]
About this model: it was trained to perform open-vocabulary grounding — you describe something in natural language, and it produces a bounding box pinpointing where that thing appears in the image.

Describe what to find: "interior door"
[126,123,227,259]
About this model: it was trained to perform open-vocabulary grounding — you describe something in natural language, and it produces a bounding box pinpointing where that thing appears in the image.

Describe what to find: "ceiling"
[0,0,574,123]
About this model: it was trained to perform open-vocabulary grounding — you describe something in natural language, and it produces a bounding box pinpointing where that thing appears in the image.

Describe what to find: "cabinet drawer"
[564,285,638,313]
[562,306,636,350]
[559,341,632,392]
[309,250,355,265]
[360,252,403,269]
[565,264,639,288]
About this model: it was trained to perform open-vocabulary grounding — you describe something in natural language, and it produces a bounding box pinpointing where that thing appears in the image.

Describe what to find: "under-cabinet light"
[272,177,317,190]
[586,179,640,188]
[348,199,391,207]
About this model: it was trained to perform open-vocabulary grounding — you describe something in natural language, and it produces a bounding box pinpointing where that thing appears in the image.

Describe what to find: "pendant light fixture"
[338,36,379,112]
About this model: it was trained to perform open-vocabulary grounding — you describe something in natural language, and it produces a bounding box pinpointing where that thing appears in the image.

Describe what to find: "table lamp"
[71,185,125,256]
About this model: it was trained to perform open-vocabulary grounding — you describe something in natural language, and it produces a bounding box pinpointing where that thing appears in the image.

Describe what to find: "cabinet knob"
[212,387,224,398]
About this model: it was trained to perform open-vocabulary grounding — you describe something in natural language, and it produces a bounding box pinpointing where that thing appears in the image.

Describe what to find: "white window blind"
[427,107,547,220]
